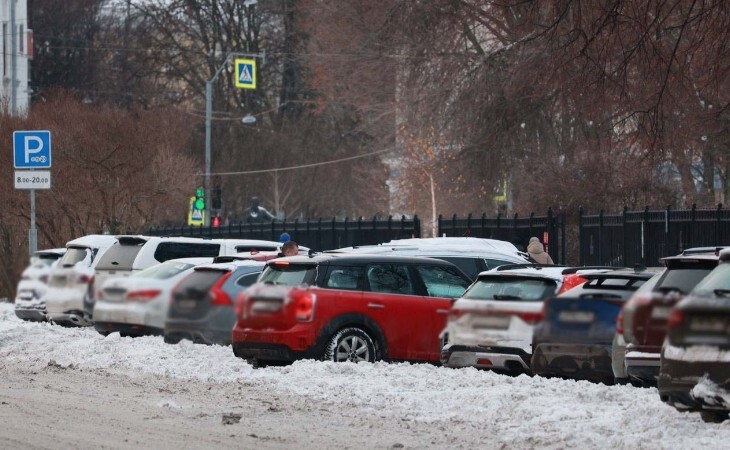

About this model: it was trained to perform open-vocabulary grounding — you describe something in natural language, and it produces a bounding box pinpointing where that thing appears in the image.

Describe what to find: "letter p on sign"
[14,131,52,169]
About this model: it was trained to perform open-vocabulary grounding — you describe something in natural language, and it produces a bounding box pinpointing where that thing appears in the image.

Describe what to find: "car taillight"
[666,309,684,330]
[126,289,162,302]
[292,291,315,322]
[210,272,234,306]
[616,307,625,335]
[78,274,93,284]
[236,292,248,318]
[516,311,544,325]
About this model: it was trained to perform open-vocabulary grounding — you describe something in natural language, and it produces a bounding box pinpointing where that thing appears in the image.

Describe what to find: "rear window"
[154,242,221,262]
[235,244,278,252]
[59,247,92,267]
[655,266,716,295]
[690,264,730,295]
[95,243,145,270]
[174,269,227,294]
[463,277,557,301]
[32,253,62,266]
[133,261,196,280]
[431,257,480,280]
[259,264,317,286]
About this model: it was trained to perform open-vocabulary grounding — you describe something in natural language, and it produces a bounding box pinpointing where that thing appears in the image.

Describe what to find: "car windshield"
[31,254,61,266]
[133,261,196,280]
[462,277,557,301]
[259,263,317,286]
[691,264,730,296]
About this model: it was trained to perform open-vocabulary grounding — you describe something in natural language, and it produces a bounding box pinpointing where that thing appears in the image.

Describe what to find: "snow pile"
[692,376,730,409]
[2,303,730,449]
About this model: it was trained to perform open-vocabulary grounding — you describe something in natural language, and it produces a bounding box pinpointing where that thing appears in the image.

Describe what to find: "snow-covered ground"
[1,302,729,449]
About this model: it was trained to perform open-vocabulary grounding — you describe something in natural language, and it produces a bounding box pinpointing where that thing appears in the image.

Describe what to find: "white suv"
[44,235,119,326]
[329,237,532,279]
[441,266,567,373]
[87,235,283,320]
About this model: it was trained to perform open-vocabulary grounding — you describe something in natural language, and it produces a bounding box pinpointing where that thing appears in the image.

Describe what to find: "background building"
[1,0,31,115]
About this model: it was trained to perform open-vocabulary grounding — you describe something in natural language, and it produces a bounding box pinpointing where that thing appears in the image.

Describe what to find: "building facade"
[1,0,31,115]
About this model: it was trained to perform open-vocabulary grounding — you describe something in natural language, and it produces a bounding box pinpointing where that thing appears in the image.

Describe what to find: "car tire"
[700,410,729,424]
[164,335,181,345]
[323,327,378,363]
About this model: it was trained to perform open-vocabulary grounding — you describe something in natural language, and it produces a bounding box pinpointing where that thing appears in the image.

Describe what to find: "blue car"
[531,268,657,384]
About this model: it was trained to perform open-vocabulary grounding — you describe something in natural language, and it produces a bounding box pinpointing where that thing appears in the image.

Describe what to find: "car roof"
[195,260,266,272]
[34,248,67,256]
[163,257,214,265]
[269,253,465,266]
[66,234,118,248]
[478,267,566,282]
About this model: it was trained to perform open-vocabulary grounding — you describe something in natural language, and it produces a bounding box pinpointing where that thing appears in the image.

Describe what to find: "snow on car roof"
[65,234,118,248]
[194,259,266,272]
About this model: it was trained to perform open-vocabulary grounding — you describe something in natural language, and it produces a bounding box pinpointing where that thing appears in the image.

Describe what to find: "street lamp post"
[204,50,264,226]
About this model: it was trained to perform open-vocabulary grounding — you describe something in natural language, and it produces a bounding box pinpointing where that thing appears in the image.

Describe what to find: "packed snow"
[2,302,730,448]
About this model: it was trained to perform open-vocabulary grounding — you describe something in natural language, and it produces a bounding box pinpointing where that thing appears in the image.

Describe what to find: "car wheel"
[324,327,377,363]
[700,410,729,423]
[164,335,181,345]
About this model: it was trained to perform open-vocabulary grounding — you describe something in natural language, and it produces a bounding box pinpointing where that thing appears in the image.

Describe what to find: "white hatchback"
[93,257,213,336]
[14,248,66,321]
[441,267,566,373]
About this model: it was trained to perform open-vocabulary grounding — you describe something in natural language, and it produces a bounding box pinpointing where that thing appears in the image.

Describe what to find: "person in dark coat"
[527,236,554,264]
[245,196,275,223]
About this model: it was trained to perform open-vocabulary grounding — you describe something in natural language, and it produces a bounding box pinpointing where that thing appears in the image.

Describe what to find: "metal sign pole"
[29,189,37,254]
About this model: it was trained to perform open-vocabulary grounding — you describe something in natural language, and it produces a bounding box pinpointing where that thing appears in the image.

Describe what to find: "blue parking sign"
[14,131,52,169]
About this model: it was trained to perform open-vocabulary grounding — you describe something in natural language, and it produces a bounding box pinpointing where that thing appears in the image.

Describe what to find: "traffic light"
[212,215,221,228]
[212,185,222,210]
[193,188,205,211]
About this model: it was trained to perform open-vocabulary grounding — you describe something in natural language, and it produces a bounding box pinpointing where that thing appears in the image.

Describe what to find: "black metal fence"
[579,204,730,267]
[437,209,566,264]
[147,216,422,251]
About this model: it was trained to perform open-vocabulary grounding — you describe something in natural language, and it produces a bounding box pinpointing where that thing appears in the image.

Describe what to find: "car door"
[413,264,471,361]
[362,263,433,361]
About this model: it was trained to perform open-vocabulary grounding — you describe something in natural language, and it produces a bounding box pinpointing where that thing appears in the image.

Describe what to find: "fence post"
[529,212,534,238]
[578,206,584,266]
[317,218,323,252]
[451,213,457,237]
[437,214,442,237]
[598,209,604,265]
[546,207,553,260]
[344,217,349,247]
[513,213,519,245]
[414,215,421,238]
[357,216,363,246]
[400,215,406,238]
[331,217,337,250]
[481,213,486,238]
[717,203,723,245]
[560,210,566,265]
[466,213,472,237]
[293,219,299,244]
[689,203,696,249]
[497,211,502,234]
[643,206,650,266]
[622,206,628,267]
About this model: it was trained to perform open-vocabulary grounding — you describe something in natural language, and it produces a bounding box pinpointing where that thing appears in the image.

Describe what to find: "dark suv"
[622,248,723,385]
[658,248,730,423]
[232,254,472,366]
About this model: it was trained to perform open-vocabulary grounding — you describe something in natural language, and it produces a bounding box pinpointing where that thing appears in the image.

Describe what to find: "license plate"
[178,299,197,309]
[651,306,671,320]
[251,300,283,313]
[50,276,67,287]
[689,317,726,333]
[474,316,510,329]
[558,311,595,323]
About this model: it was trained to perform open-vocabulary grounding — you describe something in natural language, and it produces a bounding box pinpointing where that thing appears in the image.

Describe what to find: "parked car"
[92,257,214,336]
[232,254,472,366]
[87,236,283,321]
[328,237,532,279]
[531,268,657,384]
[658,248,730,423]
[611,270,664,384]
[164,260,266,345]
[622,248,723,386]
[440,266,566,373]
[44,235,119,326]
[14,248,66,321]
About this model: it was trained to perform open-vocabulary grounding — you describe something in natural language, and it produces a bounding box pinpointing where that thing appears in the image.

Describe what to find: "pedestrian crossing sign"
[187,196,205,226]
[235,58,257,89]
